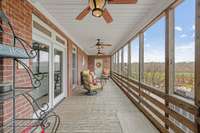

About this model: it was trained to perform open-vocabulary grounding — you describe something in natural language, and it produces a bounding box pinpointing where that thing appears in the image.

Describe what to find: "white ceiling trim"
[28,0,87,54]
[112,0,175,54]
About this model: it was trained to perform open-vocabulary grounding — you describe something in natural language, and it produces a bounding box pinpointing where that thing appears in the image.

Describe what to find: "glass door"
[72,47,77,89]
[32,42,50,108]
[95,59,103,78]
[53,44,66,105]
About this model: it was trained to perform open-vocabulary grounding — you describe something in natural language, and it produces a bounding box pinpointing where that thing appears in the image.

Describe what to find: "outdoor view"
[130,37,139,81]
[118,49,122,75]
[112,54,115,72]
[174,0,195,98]
[122,45,128,77]
[112,0,195,98]
[144,17,166,91]
[32,43,49,106]
[114,54,117,73]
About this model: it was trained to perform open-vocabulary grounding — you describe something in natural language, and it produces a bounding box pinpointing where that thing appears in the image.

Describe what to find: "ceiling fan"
[91,39,111,56]
[97,49,105,56]
[76,0,137,23]
[91,39,112,49]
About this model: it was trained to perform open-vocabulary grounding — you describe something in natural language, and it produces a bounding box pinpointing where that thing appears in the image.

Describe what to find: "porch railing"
[111,71,199,133]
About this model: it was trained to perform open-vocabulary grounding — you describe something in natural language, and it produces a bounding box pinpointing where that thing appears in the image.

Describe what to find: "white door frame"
[52,42,67,106]
[32,33,67,107]
[32,14,67,109]
[72,47,78,89]
[32,31,53,109]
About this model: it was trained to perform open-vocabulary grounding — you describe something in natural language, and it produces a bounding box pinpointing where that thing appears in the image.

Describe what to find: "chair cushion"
[88,73,93,84]
[82,70,103,91]
[90,71,97,84]
[82,70,90,76]
[82,70,93,84]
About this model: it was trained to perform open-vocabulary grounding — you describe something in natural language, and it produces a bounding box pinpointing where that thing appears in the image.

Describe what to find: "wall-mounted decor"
[96,62,101,68]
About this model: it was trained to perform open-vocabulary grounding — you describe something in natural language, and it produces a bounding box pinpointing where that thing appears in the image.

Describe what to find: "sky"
[121,0,195,63]
[131,37,139,63]
[123,45,128,63]
[174,0,195,63]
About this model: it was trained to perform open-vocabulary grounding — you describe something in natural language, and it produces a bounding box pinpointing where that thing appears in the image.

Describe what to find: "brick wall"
[1,0,32,87]
[88,56,111,73]
[0,0,33,131]
[2,95,33,133]
[0,0,88,131]
[67,40,88,95]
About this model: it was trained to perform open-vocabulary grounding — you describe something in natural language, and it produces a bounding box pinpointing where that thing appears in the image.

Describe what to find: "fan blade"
[76,6,91,20]
[97,52,105,56]
[100,44,112,47]
[108,0,137,4]
[103,8,113,23]
[90,44,97,48]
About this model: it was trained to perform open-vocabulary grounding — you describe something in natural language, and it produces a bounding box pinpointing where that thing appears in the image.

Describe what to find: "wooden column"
[139,33,144,83]
[121,47,124,77]
[139,32,144,104]
[195,0,200,132]
[165,8,174,129]
[195,0,200,107]
[128,42,131,79]
[117,51,119,74]
[120,48,123,85]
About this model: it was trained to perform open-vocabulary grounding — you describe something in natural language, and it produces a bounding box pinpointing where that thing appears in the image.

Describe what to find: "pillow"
[89,72,97,85]
[22,125,45,133]
[82,70,90,76]
[88,73,93,84]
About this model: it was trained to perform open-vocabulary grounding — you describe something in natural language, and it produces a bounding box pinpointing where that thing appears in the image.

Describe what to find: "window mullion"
[166,8,175,95]
[139,32,144,83]
[128,42,131,78]
[195,0,200,106]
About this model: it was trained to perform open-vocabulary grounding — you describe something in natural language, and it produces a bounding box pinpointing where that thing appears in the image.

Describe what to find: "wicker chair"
[81,70,103,95]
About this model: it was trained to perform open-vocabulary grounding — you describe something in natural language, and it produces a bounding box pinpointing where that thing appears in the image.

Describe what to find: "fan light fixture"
[89,0,106,17]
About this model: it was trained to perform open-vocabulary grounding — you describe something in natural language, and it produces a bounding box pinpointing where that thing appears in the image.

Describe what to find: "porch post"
[195,0,200,107]
[121,47,124,77]
[195,0,200,131]
[128,41,131,79]
[165,7,174,129]
[139,32,144,104]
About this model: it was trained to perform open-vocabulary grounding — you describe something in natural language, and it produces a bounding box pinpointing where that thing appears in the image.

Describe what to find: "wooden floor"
[54,80,158,133]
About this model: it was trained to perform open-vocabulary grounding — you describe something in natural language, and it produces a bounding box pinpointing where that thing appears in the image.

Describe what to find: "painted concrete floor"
[54,80,159,133]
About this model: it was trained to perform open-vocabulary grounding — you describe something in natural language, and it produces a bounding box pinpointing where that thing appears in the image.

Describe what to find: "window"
[118,49,122,75]
[113,54,115,72]
[113,54,116,72]
[174,0,195,98]
[130,37,139,81]
[143,17,166,91]
[115,53,117,72]
[32,43,49,106]
[122,45,128,77]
